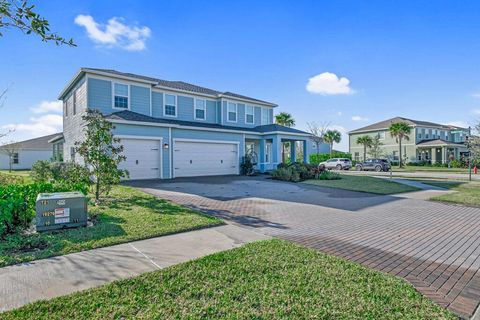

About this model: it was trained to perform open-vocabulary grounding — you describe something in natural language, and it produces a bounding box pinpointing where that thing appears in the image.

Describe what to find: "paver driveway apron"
[130,175,480,319]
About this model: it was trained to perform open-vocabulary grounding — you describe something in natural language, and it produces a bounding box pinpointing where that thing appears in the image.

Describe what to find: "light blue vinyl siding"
[152,92,163,118]
[87,78,112,114]
[254,107,262,126]
[177,96,194,120]
[130,85,150,116]
[112,124,171,178]
[206,100,217,123]
[222,100,273,128]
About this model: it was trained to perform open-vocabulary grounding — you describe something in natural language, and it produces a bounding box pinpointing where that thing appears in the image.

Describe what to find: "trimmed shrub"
[0,173,26,185]
[31,160,53,183]
[271,162,317,182]
[309,152,352,166]
[317,171,342,180]
[31,161,91,194]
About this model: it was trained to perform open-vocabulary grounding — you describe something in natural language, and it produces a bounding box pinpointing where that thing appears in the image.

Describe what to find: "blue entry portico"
[58,68,325,179]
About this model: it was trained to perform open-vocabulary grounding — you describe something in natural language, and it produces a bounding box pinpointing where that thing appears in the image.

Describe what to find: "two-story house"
[56,68,316,179]
[349,117,470,164]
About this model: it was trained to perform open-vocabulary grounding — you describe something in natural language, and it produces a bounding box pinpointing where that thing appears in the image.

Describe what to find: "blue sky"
[2,0,480,151]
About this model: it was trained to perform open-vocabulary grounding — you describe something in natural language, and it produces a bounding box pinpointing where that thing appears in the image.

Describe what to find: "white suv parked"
[319,158,352,170]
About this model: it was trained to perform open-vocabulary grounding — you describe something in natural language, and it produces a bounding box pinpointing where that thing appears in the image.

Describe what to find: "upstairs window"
[195,99,206,120]
[227,102,237,122]
[245,105,254,124]
[113,83,129,109]
[261,108,270,125]
[73,89,78,115]
[164,94,177,116]
[377,131,385,140]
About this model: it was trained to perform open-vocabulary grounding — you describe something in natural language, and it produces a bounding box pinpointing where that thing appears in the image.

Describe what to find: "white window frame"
[245,105,255,124]
[112,82,130,110]
[261,107,270,125]
[164,93,177,117]
[377,131,385,140]
[227,102,237,123]
[265,142,272,163]
[194,98,206,120]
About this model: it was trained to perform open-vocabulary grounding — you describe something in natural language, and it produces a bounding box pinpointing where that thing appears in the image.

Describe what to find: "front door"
[436,148,442,163]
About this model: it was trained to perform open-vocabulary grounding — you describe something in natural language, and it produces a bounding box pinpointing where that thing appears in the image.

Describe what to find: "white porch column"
[259,139,265,172]
[431,147,436,163]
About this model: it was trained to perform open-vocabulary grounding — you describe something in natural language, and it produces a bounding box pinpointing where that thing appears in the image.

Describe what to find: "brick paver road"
[129,176,480,319]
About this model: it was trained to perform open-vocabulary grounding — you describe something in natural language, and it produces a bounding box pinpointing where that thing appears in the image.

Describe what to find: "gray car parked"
[355,159,391,172]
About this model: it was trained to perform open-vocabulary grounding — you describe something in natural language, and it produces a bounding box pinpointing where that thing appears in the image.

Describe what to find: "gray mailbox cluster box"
[36,192,88,232]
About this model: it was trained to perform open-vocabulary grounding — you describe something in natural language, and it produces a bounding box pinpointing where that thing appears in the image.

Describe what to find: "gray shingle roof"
[81,68,276,106]
[0,133,60,150]
[350,117,465,134]
[105,111,309,135]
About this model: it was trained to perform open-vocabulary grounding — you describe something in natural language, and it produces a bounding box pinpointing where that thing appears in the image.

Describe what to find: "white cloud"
[336,111,343,116]
[471,93,480,98]
[472,108,480,115]
[306,72,355,95]
[351,115,369,122]
[74,14,151,51]
[30,100,62,114]
[2,114,63,138]
[447,121,469,129]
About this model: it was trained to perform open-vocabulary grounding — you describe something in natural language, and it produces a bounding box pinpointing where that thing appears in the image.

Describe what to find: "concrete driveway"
[342,169,480,181]
[129,176,480,319]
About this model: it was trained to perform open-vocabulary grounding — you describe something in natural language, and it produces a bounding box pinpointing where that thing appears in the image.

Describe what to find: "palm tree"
[275,112,295,127]
[323,129,342,157]
[356,135,373,162]
[389,122,412,168]
[275,112,295,163]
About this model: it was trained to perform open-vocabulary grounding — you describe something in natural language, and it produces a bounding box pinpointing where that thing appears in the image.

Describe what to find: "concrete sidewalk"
[0,225,269,312]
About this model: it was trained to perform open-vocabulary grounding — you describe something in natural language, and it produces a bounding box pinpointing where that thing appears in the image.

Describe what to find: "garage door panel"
[174,141,238,178]
[120,139,161,180]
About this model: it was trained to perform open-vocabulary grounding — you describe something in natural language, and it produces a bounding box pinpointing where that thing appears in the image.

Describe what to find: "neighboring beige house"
[349,117,470,164]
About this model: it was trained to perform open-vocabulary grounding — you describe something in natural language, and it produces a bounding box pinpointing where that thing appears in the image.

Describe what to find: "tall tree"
[466,122,480,165]
[307,121,329,155]
[275,112,295,162]
[275,112,295,127]
[356,135,373,162]
[323,129,342,157]
[75,110,128,202]
[367,135,385,159]
[389,122,412,168]
[0,0,75,45]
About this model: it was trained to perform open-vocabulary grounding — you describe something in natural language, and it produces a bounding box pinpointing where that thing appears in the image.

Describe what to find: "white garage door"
[174,140,238,178]
[120,139,161,180]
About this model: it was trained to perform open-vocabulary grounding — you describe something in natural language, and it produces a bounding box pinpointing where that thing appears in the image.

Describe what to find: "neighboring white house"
[0,133,61,170]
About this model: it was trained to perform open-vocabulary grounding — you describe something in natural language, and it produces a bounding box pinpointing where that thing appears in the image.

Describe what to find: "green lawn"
[393,166,468,173]
[424,180,480,207]
[303,174,420,195]
[0,186,221,267]
[1,239,454,320]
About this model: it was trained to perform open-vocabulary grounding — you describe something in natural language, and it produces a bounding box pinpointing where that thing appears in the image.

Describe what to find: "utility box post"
[36,192,88,232]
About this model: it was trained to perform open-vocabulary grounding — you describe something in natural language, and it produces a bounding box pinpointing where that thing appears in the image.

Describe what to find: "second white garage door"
[120,138,161,180]
[173,140,238,178]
